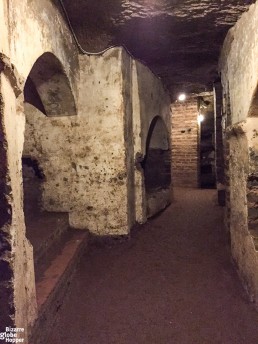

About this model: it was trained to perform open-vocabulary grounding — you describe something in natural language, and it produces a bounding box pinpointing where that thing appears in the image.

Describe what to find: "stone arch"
[143,116,171,217]
[143,116,171,192]
[21,52,73,284]
[246,83,258,241]
[24,52,77,117]
[248,83,258,117]
[146,116,170,153]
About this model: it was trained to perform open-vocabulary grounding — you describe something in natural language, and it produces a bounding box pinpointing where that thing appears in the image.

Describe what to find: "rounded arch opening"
[143,116,171,217]
[24,52,77,117]
[246,82,258,247]
[248,83,258,117]
[143,116,171,192]
[22,52,73,282]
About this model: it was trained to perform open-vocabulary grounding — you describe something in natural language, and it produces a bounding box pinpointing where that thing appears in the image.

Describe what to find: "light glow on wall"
[198,113,205,123]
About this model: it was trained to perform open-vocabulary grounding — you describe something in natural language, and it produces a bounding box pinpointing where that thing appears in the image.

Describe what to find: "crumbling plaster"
[219,2,258,124]
[24,48,171,236]
[26,48,131,236]
[0,73,37,341]
[227,120,258,304]
[4,0,79,98]
[132,60,171,222]
[0,0,171,339]
[0,0,78,338]
[219,2,258,306]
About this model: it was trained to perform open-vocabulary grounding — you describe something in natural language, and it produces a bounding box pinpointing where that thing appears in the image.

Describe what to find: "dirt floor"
[49,188,258,344]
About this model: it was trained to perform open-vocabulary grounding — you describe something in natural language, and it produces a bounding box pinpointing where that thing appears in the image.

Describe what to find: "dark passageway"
[1,1,258,341]
[49,189,258,344]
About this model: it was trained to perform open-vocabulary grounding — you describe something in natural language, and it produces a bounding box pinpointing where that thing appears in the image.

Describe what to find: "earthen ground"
[49,188,258,344]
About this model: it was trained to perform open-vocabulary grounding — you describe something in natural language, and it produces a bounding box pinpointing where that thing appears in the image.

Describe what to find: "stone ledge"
[0,53,24,97]
[29,230,88,344]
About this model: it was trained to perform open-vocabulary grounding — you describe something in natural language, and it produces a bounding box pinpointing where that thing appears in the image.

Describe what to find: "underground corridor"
[1,1,258,344]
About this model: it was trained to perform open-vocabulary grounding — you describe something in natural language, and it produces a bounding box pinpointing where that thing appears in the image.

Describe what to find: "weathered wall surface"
[122,51,135,230]
[171,97,199,188]
[227,120,258,304]
[0,70,37,342]
[219,2,258,124]
[24,49,129,236]
[23,104,76,212]
[214,81,225,205]
[70,49,130,235]
[1,0,172,337]
[132,61,171,221]
[0,0,79,339]
[3,0,79,97]
[0,1,9,54]
[24,48,171,234]
[132,61,171,155]
[219,2,258,307]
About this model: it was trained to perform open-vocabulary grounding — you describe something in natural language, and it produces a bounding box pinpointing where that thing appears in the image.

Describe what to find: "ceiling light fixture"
[178,93,186,101]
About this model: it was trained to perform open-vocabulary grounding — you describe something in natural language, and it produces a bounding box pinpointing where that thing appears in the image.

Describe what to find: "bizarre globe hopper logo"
[0,328,25,343]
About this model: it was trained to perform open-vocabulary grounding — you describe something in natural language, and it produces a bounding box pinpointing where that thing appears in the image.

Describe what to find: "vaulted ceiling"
[60,0,254,98]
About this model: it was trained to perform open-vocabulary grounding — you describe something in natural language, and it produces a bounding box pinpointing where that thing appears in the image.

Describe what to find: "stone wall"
[1,0,79,96]
[24,49,171,234]
[219,3,258,124]
[0,1,172,338]
[0,0,79,339]
[214,81,225,205]
[226,120,258,304]
[132,61,171,220]
[0,65,37,342]
[171,97,199,188]
[61,49,129,236]
[219,2,258,307]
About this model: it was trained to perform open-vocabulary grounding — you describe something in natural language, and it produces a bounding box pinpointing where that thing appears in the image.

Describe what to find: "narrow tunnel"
[1,1,258,343]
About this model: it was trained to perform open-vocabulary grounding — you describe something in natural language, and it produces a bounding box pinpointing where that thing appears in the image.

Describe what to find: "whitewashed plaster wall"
[24,48,131,236]
[1,0,79,97]
[0,0,78,339]
[219,2,258,124]
[0,0,172,337]
[24,48,171,235]
[132,60,171,222]
[219,2,258,307]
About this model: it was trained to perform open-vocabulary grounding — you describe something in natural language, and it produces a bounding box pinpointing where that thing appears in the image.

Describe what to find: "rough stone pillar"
[69,50,132,236]
[0,75,15,334]
[222,85,232,232]
[0,54,37,341]
[132,60,147,224]
[213,81,225,205]
[246,118,258,236]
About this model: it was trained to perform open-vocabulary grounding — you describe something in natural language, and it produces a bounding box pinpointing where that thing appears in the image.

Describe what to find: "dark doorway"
[198,95,216,189]
[143,116,171,217]
[22,53,76,282]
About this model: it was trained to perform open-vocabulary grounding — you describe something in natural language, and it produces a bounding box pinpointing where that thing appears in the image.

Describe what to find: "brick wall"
[171,97,199,187]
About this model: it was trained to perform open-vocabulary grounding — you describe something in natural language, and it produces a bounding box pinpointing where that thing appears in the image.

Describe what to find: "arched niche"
[246,82,258,240]
[22,52,73,282]
[248,84,258,118]
[24,52,77,117]
[143,116,171,217]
